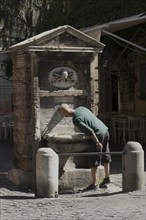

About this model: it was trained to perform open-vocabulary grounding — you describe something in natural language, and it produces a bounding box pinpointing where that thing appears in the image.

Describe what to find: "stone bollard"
[122,141,144,192]
[36,148,59,198]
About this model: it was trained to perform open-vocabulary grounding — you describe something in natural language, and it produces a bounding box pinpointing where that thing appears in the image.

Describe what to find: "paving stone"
[0,177,145,220]
[0,140,145,220]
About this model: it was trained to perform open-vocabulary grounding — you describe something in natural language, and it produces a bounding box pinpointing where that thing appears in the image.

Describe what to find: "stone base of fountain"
[45,132,90,170]
[59,169,92,193]
[45,132,92,192]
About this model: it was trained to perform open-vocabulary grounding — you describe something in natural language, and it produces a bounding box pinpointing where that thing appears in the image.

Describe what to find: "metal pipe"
[59,151,123,156]
[102,29,146,52]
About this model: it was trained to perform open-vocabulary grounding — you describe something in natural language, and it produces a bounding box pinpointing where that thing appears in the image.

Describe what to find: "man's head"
[58,103,74,117]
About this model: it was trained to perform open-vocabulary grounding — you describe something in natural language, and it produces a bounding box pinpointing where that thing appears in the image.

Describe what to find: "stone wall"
[12,48,33,171]
[11,49,99,173]
[10,28,101,190]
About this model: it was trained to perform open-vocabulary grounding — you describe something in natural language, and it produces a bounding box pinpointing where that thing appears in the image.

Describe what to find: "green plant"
[120,61,136,102]
[0,59,13,78]
[139,89,146,101]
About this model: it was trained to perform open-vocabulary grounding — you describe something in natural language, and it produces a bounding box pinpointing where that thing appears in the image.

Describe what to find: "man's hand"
[96,142,103,152]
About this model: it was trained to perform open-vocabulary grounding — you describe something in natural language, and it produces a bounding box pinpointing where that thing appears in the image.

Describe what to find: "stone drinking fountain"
[8,25,105,191]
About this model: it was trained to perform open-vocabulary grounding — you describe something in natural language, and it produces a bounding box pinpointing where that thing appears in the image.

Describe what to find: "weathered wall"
[12,48,33,171]
[11,49,99,173]
[10,31,100,189]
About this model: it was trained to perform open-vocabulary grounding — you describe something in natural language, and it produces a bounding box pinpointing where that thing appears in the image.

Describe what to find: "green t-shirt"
[73,106,108,140]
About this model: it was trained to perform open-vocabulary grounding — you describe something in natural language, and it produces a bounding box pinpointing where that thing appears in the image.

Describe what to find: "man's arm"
[74,120,103,151]
[90,132,103,151]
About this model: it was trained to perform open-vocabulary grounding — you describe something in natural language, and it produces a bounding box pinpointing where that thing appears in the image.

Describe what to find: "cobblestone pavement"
[0,173,146,220]
[0,140,146,220]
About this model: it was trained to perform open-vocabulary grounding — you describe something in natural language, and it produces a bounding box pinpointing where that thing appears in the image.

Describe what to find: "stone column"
[90,53,99,115]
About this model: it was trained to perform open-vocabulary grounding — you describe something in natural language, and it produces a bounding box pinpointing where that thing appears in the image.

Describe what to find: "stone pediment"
[10,25,105,52]
[42,32,95,48]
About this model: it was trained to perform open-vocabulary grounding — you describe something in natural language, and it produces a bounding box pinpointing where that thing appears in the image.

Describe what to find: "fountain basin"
[45,133,90,153]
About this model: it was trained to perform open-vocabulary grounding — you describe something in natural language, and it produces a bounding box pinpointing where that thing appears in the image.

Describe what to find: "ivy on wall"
[119,61,136,102]
[139,89,146,101]
[0,59,13,81]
